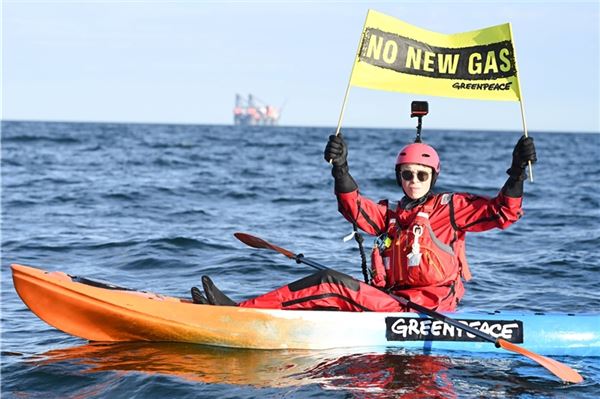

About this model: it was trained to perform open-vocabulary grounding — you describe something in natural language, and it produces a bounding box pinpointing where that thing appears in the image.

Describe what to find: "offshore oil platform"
[233,94,281,126]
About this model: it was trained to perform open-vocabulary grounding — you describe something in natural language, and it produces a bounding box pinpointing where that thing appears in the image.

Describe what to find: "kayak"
[11,264,600,356]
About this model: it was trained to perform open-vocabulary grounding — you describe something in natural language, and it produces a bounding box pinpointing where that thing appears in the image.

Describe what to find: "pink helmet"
[395,143,440,173]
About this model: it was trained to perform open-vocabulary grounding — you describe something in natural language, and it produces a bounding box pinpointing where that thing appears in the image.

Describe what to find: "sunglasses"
[400,170,431,182]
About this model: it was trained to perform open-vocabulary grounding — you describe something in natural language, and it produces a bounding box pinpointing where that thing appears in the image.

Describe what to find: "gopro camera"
[411,101,429,118]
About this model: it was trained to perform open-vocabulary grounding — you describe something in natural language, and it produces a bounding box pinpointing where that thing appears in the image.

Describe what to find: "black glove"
[324,133,357,193]
[324,134,348,167]
[503,135,537,197]
[507,135,537,180]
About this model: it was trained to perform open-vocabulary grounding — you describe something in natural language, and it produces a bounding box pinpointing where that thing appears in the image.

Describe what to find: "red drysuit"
[239,189,522,312]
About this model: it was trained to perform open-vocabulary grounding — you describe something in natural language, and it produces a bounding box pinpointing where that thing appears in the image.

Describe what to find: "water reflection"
[298,353,457,398]
[34,342,457,397]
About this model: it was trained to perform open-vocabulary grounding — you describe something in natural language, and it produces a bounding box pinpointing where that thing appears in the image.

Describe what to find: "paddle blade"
[497,339,583,383]
[234,232,296,259]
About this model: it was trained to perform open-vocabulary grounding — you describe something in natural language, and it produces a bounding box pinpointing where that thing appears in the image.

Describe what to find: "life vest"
[370,195,471,290]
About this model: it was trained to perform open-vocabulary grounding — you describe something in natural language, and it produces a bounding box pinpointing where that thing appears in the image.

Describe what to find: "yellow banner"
[350,10,522,101]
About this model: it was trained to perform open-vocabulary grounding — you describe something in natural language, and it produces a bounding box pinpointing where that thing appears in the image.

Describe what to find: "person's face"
[400,163,433,200]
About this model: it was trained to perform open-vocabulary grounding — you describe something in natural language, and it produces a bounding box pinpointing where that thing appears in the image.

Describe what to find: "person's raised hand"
[324,134,348,167]
[508,135,537,179]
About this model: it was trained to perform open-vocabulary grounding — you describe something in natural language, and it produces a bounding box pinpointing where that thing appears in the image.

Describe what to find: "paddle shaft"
[292,250,583,382]
[234,232,583,383]
[292,252,497,345]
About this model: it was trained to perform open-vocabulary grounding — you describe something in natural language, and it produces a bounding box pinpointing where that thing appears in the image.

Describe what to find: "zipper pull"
[407,225,423,267]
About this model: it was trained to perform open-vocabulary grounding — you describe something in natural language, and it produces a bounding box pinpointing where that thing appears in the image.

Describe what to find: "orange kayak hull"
[11,264,324,349]
[12,264,600,355]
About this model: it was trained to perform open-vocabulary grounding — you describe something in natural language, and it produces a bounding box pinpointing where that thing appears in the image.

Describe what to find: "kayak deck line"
[11,264,600,355]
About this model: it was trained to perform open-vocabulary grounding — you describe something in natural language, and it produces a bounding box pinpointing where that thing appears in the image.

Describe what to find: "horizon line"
[1,118,598,135]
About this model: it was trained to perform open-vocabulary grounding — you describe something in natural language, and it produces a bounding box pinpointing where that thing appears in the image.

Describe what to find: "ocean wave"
[2,134,82,144]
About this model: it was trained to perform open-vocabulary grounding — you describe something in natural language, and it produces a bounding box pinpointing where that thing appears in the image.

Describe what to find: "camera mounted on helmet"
[411,101,428,143]
[396,100,439,176]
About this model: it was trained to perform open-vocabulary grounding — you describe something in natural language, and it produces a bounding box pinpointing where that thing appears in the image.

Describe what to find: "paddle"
[234,232,584,384]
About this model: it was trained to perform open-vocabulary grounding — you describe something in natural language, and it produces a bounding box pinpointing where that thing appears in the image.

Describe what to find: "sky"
[2,0,599,132]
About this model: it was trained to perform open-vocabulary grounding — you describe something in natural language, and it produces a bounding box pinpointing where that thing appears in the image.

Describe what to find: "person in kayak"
[193,134,537,311]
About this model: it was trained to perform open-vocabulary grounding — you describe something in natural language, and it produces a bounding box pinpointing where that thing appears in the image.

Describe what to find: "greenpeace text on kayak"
[386,317,524,343]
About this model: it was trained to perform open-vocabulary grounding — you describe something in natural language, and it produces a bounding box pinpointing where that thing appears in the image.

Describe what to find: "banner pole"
[334,10,370,137]
[328,11,370,164]
[510,23,533,182]
[518,99,534,182]
[334,81,352,137]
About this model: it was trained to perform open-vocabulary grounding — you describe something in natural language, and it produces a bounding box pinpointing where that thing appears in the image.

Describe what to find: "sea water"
[2,121,599,398]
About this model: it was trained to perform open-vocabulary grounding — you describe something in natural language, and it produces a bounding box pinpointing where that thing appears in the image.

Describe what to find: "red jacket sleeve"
[336,190,388,236]
[451,191,523,232]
